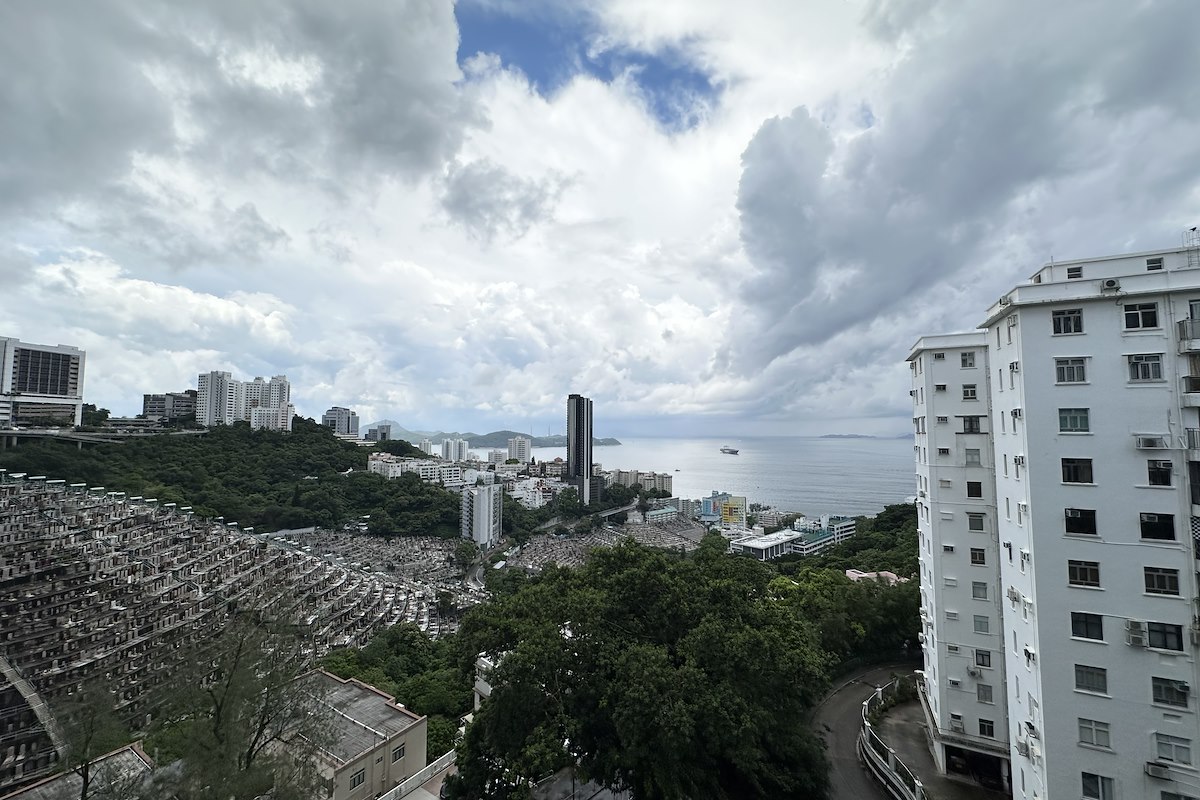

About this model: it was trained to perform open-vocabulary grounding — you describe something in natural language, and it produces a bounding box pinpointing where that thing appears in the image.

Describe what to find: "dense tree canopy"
[0,418,458,534]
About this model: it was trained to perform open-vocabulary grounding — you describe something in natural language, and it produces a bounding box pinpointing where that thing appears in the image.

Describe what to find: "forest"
[0,418,461,535]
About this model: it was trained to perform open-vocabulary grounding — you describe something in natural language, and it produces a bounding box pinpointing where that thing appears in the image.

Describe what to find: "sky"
[2,0,1198,438]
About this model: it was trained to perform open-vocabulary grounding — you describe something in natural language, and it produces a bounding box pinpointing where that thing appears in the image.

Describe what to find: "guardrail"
[378,749,456,800]
[858,674,926,800]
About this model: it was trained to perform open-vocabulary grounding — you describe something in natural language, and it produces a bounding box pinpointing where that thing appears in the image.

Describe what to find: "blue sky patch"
[456,2,718,130]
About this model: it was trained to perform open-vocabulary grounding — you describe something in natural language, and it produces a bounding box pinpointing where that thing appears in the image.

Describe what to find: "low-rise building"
[365,424,392,442]
[142,390,197,421]
[730,531,805,561]
[367,454,464,489]
[644,506,678,524]
[845,569,907,585]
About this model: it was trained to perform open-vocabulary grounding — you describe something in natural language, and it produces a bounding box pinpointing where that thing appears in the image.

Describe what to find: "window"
[978,718,995,738]
[970,547,986,565]
[937,415,948,424]
[972,581,988,600]
[350,769,365,789]
[967,481,983,498]
[933,352,945,360]
[1052,308,1084,334]
[977,684,993,704]
[1147,256,1164,271]
[1056,357,1087,383]
[962,416,983,434]
[1067,265,1083,279]
[961,351,976,368]
[962,384,977,400]
[1141,513,1176,540]
[1065,508,1098,535]
[1082,773,1113,800]
[1069,560,1101,587]
[973,615,990,634]
[1153,676,1190,707]
[975,649,991,668]
[1125,302,1160,329]
[1062,458,1094,483]
[1075,664,1108,694]
[1071,612,1104,640]
[1158,733,1193,764]
[1059,408,1090,432]
[1129,353,1164,381]
[392,743,405,762]
[1149,460,1173,486]
[1148,622,1184,651]
[965,448,981,466]
[1145,567,1181,596]
[1078,718,1111,748]
[967,513,985,532]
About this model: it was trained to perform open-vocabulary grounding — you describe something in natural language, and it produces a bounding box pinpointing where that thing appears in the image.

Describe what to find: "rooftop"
[304,670,424,767]
[0,745,153,800]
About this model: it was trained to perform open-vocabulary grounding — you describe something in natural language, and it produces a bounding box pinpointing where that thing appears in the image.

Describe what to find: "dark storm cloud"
[731,0,1200,370]
[439,159,567,242]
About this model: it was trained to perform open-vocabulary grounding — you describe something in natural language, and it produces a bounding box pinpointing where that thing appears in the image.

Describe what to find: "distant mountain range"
[820,433,914,439]
[361,420,621,449]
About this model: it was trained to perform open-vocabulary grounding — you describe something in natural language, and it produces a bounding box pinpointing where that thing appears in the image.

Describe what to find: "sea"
[531,436,916,517]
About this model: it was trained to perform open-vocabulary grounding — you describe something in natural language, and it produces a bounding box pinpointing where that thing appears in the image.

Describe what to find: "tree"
[80,404,110,427]
[455,541,478,573]
[55,682,129,800]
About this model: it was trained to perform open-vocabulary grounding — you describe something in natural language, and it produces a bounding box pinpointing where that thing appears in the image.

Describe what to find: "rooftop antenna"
[1185,226,1200,271]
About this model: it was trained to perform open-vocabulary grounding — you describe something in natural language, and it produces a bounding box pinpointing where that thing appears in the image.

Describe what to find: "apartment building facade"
[0,338,85,427]
[913,237,1200,800]
[321,406,359,436]
[196,371,294,431]
[461,483,502,549]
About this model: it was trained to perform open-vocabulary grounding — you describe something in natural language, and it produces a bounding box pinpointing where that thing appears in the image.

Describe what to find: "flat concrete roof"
[306,670,424,767]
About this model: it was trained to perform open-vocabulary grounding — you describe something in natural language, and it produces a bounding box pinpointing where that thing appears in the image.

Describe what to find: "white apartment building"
[507,436,532,463]
[0,337,86,427]
[487,449,507,464]
[419,439,434,455]
[913,235,1200,800]
[909,332,1010,789]
[367,454,464,489]
[462,483,502,549]
[441,438,470,462]
[196,371,294,431]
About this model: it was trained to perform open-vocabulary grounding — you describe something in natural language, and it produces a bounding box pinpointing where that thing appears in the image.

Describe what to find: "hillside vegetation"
[0,418,459,535]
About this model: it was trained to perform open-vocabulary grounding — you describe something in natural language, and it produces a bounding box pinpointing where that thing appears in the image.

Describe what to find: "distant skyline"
[2,1,1197,435]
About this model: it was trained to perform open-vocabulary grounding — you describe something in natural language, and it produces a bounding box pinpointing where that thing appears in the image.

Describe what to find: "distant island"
[361,420,620,448]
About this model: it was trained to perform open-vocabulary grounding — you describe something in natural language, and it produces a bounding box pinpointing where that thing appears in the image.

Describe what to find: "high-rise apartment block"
[911,234,1200,799]
[0,337,85,427]
[321,406,360,436]
[196,371,294,431]
[507,436,532,463]
[419,439,434,455]
[441,438,469,462]
[142,390,197,421]
[566,394,596,505]
[461,483,502,549]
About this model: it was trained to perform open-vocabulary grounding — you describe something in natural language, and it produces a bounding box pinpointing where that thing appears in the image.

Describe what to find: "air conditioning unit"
[918,490,927,498]
[950,720,965,733]
[1146,762,1171,779]
[1173,681,1191,694]
[943,545,955,553]
[1007,586,1021,602]
[1127,619,1148,647]
[1015,740,1030,757]
[1011,408,1023,418]
[935,384,947,391]
[998,296,1012,307]
[933,353,946,360]
[1020,549,1030,562]
[1141,513,1160,522]
[1023,646,1036,663]
[917,632,926,643]
[1065,508,1081,518]
[1018,501,1028,513]
[1137,435,1169,449]
[967,667,981,678]
[1013,455,1026,465]
[938,448,950,455]
[1024,720,1040,739]
[1102,278,1121,290]
[948,678,961,687]
[909,389,917,396]
[1009,361,1020,372]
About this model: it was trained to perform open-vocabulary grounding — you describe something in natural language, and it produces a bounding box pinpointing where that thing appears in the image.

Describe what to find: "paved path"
[812,664,911,800]
[876,701,1009,800]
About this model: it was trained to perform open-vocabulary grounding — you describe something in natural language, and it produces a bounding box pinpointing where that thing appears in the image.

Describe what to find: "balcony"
[1183,378,1200,407]
[1179,320,1200,353]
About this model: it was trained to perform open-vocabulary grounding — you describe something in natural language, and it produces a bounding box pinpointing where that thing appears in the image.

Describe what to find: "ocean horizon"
[531,435,915,517]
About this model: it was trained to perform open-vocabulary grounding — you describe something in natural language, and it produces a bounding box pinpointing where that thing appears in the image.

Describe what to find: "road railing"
[858,673,926,800]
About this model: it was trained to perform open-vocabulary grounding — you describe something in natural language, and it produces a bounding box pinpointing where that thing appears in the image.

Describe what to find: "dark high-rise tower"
[566,393,594,504]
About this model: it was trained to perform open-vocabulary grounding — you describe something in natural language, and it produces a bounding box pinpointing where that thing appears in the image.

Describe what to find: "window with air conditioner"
[1140,513,1175,541]
[1148,460,1173,486]
[1125,302,1160,329]
[1071,612,1103,641]
[1152,676,1189,707]
[1145,566,1180,596]
[937,447,950,455]
[1056,357,1087,383]
[1058,408,1090,432]
[933,352,945,360]
[1129,353,1164,381]
[1156,733,1193,765]
[1052,308,1084,335]
[1062,458,1094,483]
[1065,507,1097,535]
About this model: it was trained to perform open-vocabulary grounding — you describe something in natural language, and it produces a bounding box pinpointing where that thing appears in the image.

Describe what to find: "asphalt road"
[812,663,914,800]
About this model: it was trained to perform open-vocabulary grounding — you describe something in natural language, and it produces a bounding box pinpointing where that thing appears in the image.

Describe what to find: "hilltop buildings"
[196,371,294,431]
[141,390,197,422]
[911,235,1200,799]
[321,406,359,437]
[0,337,85,427]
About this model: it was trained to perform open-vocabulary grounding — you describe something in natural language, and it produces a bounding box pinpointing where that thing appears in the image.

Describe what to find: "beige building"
[307,671,428,800]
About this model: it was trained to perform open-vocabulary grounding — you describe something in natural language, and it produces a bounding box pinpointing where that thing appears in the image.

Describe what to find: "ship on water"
[719,445,739,454]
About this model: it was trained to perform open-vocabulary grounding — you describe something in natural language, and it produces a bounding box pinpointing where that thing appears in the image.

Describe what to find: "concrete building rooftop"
[307,670,424,767]
[0,745,153,800]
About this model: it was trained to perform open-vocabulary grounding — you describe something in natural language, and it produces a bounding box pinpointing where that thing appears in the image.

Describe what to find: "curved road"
[812,662,914,800]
